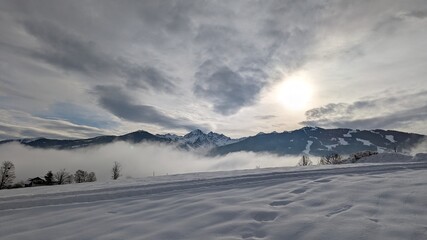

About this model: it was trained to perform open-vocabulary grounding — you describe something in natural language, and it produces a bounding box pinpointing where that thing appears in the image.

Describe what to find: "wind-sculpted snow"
[1,162,427,239]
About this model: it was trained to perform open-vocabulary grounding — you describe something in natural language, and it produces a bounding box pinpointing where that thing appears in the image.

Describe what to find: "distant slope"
[0,130,168,150]
[1,127,425,156]
[209,127,425,156]
[0,129,241,150]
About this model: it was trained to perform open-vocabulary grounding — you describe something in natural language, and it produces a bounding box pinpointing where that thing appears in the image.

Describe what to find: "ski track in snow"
[303,140,313,155]
[1,162,427,239]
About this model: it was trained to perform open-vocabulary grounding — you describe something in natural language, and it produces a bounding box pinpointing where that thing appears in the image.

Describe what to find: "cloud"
[23,20,113,75]
[190,6,315,115]
[0,109,110,140]
[124,65,175,92]
[194,60,267,115]
[404,10,427,19]
[256,115,277,120]
[303,105,427,130]
[1,0,427,137]
[94,85,206,131]
[0,141,300,182]
[22,20,175,92]
[302,91,427,131]
[35,102,117,130]
[304,103,350,121]
[3,0,318,133]
[410,138,427,155]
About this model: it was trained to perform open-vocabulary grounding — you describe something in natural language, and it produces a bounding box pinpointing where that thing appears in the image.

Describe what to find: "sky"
[0,0,426,140]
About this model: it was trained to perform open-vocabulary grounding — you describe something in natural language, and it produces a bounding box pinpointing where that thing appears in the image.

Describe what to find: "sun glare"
[276,73,314,111]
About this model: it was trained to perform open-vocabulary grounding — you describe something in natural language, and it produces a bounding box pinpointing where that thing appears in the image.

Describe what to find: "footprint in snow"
[269,200,292,207]
[252,211,278,222]
[368,218,379,223]
[326,204,352,217]
[291,187,307,194]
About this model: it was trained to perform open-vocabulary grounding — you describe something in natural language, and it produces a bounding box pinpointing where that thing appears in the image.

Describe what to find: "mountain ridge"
[0,127,425,156]
[210,126,425,156]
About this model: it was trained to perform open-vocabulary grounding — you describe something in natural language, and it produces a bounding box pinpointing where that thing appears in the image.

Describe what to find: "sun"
[276,73,314,111]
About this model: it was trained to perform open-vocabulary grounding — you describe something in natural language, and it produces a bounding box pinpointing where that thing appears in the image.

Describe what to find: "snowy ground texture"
[1,161,427,239]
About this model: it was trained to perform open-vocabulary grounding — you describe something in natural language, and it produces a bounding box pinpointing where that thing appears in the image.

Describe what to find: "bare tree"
[0,161,16,189]
[74,170,88,183]
[54,169,72,185]
[66,174,74,184]
[319,153,343,165]
[297,155,313,166]
[87,172,97,182]
[111,161,121,180]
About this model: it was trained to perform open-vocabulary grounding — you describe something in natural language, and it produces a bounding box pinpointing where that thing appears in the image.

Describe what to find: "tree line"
[297,153,346,166]
[0,161,122,190]
[297,150,379,166]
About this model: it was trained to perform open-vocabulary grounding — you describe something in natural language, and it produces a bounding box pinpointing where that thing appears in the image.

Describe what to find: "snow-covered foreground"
[1,162,427,240]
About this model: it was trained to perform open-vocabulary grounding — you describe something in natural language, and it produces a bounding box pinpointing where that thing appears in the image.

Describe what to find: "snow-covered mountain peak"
[184,129,205,137]
[154,129,242,149]
[178,129,240,148]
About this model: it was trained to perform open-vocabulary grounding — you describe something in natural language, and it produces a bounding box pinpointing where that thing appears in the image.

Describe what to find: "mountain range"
[0,127,425,156]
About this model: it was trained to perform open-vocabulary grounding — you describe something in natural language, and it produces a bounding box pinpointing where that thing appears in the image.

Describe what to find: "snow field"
[0,162,427,239]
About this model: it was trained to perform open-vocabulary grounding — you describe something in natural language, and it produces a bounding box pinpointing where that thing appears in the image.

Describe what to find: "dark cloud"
[404,10,427,19]
[23,20,112,75]
[302,91,427,130]
[124,65,175,92]
[373,15,405,35]
[94,85,206,131]
[193,60,267,115]
[135,1,195,35]
[256,115,277,120]
[373,9,427,36]
[22,20,175,92]
[305,103,349,120]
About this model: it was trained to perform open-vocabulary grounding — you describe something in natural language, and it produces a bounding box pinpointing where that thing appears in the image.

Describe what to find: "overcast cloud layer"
[0,0,426,140]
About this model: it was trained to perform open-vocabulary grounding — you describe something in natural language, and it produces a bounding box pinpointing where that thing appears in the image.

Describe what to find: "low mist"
[0,142,300,182]
[410,138,427,156]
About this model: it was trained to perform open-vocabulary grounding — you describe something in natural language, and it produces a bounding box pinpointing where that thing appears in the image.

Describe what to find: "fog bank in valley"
[0,142,299,182]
